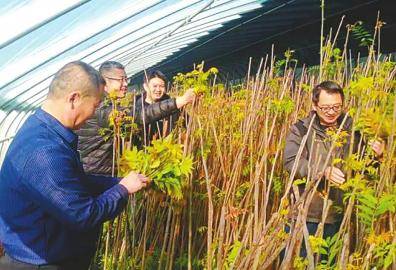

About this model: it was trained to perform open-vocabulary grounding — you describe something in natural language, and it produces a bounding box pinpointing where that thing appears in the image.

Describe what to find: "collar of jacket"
[35,108,78,149]
[98,92,114,109]
[302,110,353,136]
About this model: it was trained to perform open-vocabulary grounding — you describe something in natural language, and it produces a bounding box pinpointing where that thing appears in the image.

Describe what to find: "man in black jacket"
[283,81,384,256]
[77,61,195,176]
[134,70,185,147]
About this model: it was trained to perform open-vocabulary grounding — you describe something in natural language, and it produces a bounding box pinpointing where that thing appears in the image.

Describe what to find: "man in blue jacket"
[0,61,148,269]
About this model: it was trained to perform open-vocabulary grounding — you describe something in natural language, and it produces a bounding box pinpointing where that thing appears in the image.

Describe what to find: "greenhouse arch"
[0,0,395,269]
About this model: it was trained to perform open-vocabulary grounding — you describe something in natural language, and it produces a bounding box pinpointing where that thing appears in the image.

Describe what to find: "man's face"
[103,68,128,98]
[146,77,166,102]
[313,91,343,126]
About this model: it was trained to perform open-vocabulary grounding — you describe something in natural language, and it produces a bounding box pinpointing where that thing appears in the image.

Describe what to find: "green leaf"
[150,160,161,169]
[120,134,194,199]
[293,178,306,186]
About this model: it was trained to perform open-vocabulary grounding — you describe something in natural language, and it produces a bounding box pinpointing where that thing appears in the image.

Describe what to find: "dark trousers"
[282,221,341,258]
[0,254,90,270]
[297,222,340,257]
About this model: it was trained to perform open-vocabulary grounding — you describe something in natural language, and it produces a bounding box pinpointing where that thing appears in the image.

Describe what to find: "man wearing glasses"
[77,61,195,176]
[283,81,384,253]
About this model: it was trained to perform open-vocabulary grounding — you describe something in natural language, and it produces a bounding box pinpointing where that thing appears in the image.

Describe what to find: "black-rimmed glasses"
[104,76,128,83]
[317,104,343,113]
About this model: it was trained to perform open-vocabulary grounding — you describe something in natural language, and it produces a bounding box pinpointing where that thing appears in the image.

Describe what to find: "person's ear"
[312,102,317,112]
[103,83,110,94]
[67,91,82,109]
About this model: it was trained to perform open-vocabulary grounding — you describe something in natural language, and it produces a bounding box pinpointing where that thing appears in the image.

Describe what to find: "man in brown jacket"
[283,81,384,243]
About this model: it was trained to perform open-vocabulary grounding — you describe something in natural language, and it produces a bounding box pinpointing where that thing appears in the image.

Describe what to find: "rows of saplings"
[93,18,396,270]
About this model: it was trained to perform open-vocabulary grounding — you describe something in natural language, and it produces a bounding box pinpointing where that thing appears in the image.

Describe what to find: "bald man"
[0,61,148,269]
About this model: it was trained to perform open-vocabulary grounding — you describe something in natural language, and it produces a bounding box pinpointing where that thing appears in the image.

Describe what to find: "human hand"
[119,171,149,194]
[324,166,345,185]
[175,88,196,108]
[368,139,385,158]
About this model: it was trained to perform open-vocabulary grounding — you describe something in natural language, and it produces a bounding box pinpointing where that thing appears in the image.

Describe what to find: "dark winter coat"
[283,111,362,224]
[133,92,183,148]
[77,93,179,175]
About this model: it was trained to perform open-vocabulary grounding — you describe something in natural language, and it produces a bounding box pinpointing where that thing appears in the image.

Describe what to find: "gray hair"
[48,61,104,99]
[99,61,125,75]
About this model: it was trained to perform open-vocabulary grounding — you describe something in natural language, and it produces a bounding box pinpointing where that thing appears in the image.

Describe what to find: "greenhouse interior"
[0,0,395,269]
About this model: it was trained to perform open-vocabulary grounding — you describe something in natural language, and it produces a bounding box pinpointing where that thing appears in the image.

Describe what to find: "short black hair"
[145,70,167,85]
[99,61,125,75]
[312,81,344,104]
